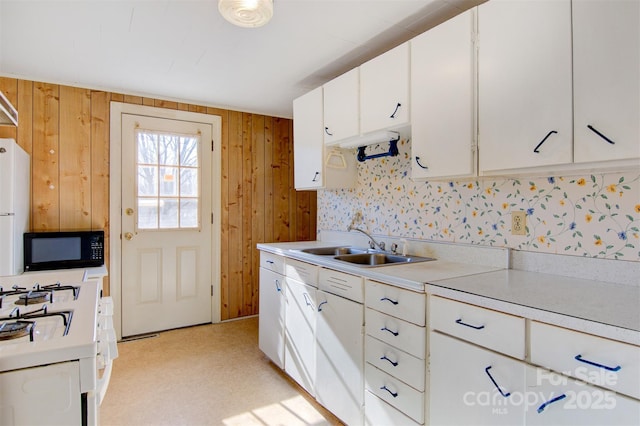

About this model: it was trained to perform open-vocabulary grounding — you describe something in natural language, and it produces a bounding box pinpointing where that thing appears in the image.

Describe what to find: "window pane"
[138,166,158,196]
[159,198,179,228]
[137,132,158,164]
[180,137,198,167]
[159,167,178,196]
[180,168,198,197]
[159,134,179,166]
[180,199,198,228]
[138,198,158,229]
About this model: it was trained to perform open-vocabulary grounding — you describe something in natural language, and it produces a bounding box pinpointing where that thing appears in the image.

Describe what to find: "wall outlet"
[512,211,526,235]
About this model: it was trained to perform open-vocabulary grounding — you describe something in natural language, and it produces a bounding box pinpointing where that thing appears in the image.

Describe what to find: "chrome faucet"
[347,225,385,251]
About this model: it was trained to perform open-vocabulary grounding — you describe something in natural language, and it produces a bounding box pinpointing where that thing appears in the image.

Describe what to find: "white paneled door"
[121,114,213,337]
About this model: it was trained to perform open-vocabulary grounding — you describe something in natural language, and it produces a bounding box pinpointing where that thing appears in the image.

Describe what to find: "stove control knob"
[124,232,134,241]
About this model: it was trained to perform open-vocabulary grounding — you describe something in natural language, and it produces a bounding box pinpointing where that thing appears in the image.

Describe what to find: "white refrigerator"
[0,138,30,276]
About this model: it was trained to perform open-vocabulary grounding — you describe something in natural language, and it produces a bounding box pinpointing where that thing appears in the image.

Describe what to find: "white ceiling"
[0,0,482,118]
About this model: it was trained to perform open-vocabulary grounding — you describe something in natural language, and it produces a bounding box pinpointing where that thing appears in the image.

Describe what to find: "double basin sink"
[297,246,435,268]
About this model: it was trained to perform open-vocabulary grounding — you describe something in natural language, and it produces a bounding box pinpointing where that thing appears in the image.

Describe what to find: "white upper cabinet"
[323,68,359,146]
[478,0,573,173]
[293,87,357,190]
[360,42,410,135]
[411,8,476,180]
[572,0,640,163]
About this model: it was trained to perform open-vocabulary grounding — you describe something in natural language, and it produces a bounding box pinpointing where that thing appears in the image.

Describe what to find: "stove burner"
[0,320,35,341]
[15,291,52,306]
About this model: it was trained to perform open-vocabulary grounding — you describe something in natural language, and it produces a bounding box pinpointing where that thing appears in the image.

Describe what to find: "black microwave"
[23,230,105,271]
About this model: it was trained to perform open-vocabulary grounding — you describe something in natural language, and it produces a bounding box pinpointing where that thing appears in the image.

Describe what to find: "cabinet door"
[258,267,285,369]
[293,87,324,189]
[525,366,640,426]
[478,0,573,172]
[573,0,640,163]
[316,290,364,425]
[284,278,316,396]
[429,331,525,425]
[360,42,410,134]
[411,8,476,179]
[323,68,359,145]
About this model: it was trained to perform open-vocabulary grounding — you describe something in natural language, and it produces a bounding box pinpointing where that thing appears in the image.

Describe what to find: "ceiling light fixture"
[218,0,273,28]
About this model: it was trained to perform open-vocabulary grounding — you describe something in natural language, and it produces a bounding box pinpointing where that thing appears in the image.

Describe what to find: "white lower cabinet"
[258,254,285,369]
[365,390,420,426]
[316,288,364,426]
[284,277,317,396]
[429,331,526,425]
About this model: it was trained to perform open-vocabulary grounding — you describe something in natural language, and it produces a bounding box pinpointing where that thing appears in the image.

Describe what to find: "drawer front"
[365,335,425,391]
[364,391,421,426]
[530,321,640,400]
[365,280,426,326]
[285,258,319,287]
[319,268,363,303]
[429,295,525,359]
[259,251,285,275]
[366,309,425,359]
[365,364,424,424]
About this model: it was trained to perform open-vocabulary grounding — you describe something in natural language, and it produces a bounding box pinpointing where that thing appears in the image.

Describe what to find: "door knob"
[125,208,134,216]
[124,232,133,241]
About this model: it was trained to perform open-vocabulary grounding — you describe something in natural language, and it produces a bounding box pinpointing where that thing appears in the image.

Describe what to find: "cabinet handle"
[533,130,558,153]
[312,171,320,182]
[380,326,399,336]
[274,279,282,292]
[484,366,511,398]
[389,102,402,119]
[380,355,398,367]
[415,156,428,170]
[303,293,312,307]
[455,318,485,330]
[324,127,333,136]
[574,354,621,372]
[587,125,615,145]
[380,385,398,398]
[380,297,398,305]
[317,301,327,312]
[266,260,274,264]
[537,394,566,414]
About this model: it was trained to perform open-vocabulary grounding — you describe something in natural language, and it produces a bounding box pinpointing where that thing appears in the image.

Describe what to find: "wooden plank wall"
[0,77,316,321]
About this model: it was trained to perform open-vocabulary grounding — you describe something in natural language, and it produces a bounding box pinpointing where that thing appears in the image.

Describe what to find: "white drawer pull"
[456,318,485,330]
[574,354,621,372]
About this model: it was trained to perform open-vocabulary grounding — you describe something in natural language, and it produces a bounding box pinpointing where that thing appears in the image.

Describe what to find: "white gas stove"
[0,270,117,425]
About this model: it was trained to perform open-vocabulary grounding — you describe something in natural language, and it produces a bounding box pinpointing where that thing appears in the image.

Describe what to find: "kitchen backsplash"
[318,140,640,262]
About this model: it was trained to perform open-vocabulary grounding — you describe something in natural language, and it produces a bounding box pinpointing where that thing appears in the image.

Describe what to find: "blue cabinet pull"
[485,366,511,398]
[537,394,566,413]
[303,293,312,307]
[587,124,615,145]
[456,318,485,330]
[312,171,320,182]
[380,297,398,305]
[324,126,333,136]
[533,130,558,153]
[380,385,398,398]
[415,156,428,169]
[389,102,402,119]
[381,327,399,336]
[274,279,281,292]
[575,354,621,372]
[317,301,327,312]
[380,355,398,367]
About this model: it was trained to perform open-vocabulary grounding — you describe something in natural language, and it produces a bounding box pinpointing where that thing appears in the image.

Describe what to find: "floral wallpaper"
[318,140,640,261]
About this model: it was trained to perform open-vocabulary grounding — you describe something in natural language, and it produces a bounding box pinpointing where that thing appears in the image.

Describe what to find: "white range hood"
[0,91,18,126]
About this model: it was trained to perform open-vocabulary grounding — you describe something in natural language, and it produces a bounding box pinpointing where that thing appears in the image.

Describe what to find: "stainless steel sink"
[299,246,368,256]
[333,253,435,267]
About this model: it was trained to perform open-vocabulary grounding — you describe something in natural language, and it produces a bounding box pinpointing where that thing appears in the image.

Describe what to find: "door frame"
[110,102,222,340]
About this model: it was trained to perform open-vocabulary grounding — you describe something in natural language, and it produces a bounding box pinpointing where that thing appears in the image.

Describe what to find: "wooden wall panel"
[0,76,316,321]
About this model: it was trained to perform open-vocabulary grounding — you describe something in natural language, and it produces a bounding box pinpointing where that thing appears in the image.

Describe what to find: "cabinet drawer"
[285,258,318,287]
[429,296,525,359]
[259,252,285,275]
[365,364,424,424]
[365,280,425,326]
[319,268,363,303]
[365,335,425,391]
[364,391,421,426]
[366,309,425,359]
[530,321,640,400]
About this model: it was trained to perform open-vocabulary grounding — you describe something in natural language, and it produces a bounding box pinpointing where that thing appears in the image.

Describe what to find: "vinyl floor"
[100,317,342,425]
